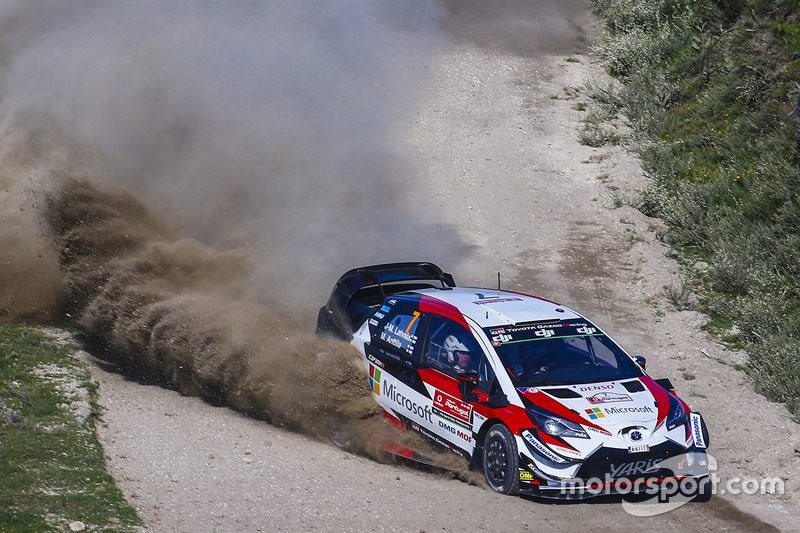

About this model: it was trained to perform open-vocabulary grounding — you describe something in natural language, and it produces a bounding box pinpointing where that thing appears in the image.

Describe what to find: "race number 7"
[406,311,421,333]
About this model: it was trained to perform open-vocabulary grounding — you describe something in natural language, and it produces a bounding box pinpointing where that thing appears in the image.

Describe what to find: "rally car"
[317,262,710,498]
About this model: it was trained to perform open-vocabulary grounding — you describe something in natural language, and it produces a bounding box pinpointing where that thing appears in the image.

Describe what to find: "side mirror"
[634,356,647,370]
[458,379,479,402]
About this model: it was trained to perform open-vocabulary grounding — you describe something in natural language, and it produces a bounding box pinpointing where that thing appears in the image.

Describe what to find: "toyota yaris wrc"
[317,262,710,498]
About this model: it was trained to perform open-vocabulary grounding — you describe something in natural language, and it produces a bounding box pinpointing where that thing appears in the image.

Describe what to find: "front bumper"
[518,447,710,499]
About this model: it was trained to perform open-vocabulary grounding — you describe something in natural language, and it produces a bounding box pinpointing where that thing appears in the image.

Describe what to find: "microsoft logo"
[369,365,382,395]
[585,407,605,420]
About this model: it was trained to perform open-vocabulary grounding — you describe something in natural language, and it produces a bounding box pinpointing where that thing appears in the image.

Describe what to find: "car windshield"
[484,320,644,386]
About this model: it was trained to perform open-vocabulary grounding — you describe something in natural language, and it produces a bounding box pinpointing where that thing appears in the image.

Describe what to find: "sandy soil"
[90,15,800,533]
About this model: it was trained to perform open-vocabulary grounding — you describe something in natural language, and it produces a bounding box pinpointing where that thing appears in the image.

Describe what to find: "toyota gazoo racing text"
[317,262,710,499]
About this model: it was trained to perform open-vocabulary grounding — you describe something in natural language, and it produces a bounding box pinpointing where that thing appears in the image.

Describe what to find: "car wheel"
[482,424,520,495]
[329,424,353,451]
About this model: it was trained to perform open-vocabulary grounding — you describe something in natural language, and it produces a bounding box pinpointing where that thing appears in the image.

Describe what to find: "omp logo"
[369,365,381,395]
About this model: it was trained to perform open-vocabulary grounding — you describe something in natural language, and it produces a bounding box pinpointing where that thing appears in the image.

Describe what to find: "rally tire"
[329,424,353,451]
[482,424,520,495]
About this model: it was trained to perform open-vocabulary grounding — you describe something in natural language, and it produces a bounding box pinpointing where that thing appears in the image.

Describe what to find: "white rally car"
[317,262,710,498]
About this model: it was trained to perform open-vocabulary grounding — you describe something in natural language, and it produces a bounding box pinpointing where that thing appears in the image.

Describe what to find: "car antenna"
[497,272,501,291]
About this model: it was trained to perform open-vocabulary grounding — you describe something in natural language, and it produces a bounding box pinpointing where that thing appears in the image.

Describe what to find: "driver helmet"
[444,334,469,363]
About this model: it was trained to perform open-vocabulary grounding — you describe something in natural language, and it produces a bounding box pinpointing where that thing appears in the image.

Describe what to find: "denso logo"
[579,384,615,392]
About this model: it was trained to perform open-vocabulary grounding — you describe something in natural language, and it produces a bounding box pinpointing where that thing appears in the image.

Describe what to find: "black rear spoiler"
[316,262,456,339]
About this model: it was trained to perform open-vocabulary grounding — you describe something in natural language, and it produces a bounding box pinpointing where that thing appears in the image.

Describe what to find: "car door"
[417,314,483,458]
[365,299,438,435]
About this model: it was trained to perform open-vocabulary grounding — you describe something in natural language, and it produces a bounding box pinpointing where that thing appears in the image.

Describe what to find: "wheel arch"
[470,417,506,468]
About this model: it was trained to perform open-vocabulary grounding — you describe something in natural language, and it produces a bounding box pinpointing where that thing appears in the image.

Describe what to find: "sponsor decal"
[603,406,654,415]
[369,365,382,395]
[387,299,397,305]
[366,353,384,368]
[551,443,581,458]
[368,318,379,327]
[522,430,567,464]
[491,333,513,344]
[472,297,524,305]
[414,423,468,459]
[433,390,473,429]
[437,419,472,443]
[518,387,539,394]
[379,320,418,355]
[490,328,506,335]
[586,425,613,437]
[373,311,385,319]
[628,445,650,454]
[690,413,707,449]
[380,305,391,313]
[609,459,662,478]
[585,407,605,420]
[579,384,615,392]
[383,381,433,424]
[586,392,632,405]
[575,326,597,335]
[520,470,534,481]
[534,329,554,338]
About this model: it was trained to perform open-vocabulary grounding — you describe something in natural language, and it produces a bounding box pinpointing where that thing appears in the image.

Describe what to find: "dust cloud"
[0,0,579,471]
[0,0,466,464]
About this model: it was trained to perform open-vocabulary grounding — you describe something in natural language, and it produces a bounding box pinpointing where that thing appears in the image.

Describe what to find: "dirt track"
[90,11,800,533]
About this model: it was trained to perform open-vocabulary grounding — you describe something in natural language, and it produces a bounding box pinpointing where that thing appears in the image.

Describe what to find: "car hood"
[519,376,680,458]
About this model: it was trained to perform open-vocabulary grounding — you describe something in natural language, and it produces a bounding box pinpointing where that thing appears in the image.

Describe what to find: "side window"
[424,315,480,376]
[372,306,424,359]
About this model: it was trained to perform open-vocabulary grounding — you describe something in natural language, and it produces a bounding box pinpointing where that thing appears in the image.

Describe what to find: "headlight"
[666,395,688,431]
[527,407,590,439]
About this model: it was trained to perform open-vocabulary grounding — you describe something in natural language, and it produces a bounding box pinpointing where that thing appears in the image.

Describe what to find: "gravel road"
[90,11,800,533]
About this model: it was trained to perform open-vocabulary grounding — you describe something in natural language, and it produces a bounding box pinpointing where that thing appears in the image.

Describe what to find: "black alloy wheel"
[482,423,520,495]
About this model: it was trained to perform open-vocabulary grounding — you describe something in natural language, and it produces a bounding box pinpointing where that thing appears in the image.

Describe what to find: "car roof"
[406,287,583,328]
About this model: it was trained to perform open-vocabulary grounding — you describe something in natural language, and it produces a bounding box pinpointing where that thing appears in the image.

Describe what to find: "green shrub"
[590,0,800,418]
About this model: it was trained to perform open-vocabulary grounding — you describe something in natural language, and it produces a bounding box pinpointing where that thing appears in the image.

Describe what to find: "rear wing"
[316,262,456,340]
